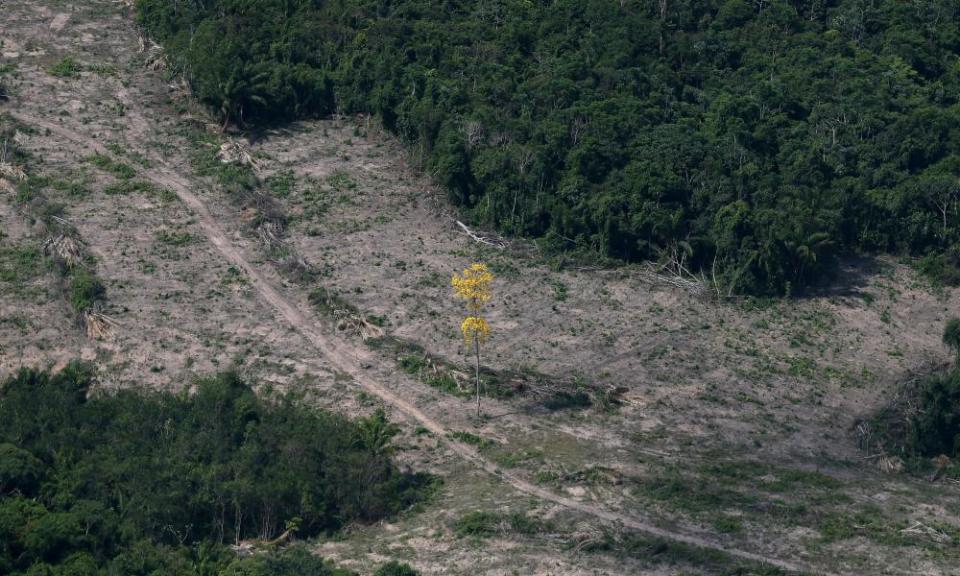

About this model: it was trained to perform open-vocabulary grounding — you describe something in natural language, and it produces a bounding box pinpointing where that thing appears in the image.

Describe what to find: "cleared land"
[1,2,959,574]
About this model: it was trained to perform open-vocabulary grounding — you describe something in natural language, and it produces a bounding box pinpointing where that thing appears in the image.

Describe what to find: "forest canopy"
[136,0,960,294]
[0,365,429,575]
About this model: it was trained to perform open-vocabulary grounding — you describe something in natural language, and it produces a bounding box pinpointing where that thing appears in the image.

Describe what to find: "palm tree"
[355,408,399,456]
[215,67,270,132]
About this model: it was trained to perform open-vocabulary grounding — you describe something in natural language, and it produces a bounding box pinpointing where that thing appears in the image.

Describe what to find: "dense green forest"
[136,0,960,294]
[0,365,428,575]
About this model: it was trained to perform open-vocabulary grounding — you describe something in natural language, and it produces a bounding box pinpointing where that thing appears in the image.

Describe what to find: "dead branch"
[900,521,952,544]
[638,263,707,297]
[84,310,120,340]
[0,161,27,181]
[456,220,506,249]
[44,234,85,268]
[334,310,384,341]
[876,455,904,474]
[570,522,615,554]
[217,140,260,171]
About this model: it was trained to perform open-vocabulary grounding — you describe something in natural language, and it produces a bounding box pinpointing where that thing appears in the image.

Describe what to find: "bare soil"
[1,2,959,574]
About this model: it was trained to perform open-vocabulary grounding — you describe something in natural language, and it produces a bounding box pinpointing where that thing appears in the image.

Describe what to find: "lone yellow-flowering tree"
[452,262,493,417]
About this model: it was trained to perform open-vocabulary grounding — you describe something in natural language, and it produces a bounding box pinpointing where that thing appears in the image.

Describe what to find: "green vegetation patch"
[138,0,960,295]
[454,510,550,538]
[48,56,82,78]
[87,153,136,180]
[866,368,960,465]
[104,179,159,196]
[449,430,497,450]
[373,561,421,576]
[68,269,105,313]
[0,242,45,286]
[0,366,432,575]
[156,229,194,247]
[574,528,795,576]
[308,285,358,315]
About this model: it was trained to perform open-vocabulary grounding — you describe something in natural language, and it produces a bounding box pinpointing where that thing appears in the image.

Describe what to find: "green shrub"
[217,163,258,196]
[87,154,135,180]
[918,248,960,287]
[454,511,499,537]
[453,511,546,539]
[69,270,105,313]
[373,561,420,576]
[543,390,591,411]
[49,57,81,78]
[944,318,960,363]
[869,368,960,461]
[308,286,356,315]
[909,371,960,458]
[222,546,352,576]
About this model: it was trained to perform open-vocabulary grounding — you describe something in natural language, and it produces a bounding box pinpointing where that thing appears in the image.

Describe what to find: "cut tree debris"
[900,521,952,544]
[0,162,27,181]
[456,220,506,249]
[44,234,85,268]
[217,140,260,170]
[335,310,384,341]
[84,310,120,340]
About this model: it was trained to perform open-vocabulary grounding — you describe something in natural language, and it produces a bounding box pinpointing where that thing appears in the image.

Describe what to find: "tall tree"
[452,263,494,418]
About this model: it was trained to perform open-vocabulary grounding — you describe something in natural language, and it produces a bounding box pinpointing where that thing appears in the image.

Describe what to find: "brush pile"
[217,140,260,170]
[43,234,85,268]
[0,161,26,182]
[334,310,384,341]
[83,308,120,340]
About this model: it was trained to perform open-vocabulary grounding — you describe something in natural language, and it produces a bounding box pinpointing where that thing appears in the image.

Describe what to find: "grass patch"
[308,286,357,315]
[49,177,91,198]
[449,431,496,450]
[0,243,45,285]
[87,154,135,180]
[327,170,356,192]
[104,179,157,196]
[454,510,550,538]
[817,507,912,547]
[266,169,297,198]
[49,56,82,78]
[575,528,794,575]
[156,229,194,247]
[492,448,544,468]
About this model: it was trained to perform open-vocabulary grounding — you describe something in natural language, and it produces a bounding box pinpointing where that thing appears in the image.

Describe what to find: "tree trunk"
[474,336,481,418]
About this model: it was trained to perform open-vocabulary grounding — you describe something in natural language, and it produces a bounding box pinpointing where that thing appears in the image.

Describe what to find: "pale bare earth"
[1,2,959,575]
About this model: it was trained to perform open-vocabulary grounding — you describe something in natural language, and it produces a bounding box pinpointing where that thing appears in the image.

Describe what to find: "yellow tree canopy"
[452,263,494,343]
[460,316,491,345]
[451,263,493,313]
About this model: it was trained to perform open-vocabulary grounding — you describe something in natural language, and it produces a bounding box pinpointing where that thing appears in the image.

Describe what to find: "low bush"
[373,561,421,576]
[68,269,105,312]
[49,56,81,78]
